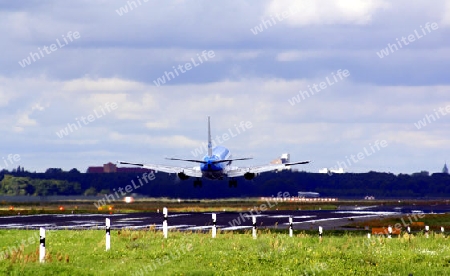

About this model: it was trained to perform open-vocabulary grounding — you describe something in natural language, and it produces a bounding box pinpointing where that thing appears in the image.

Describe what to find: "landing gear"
[193,179,202,188]
[228,179,237,188]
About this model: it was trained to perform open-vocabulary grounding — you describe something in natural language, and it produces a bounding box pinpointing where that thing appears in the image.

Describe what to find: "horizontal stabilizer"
[212,158,253,164]
[166,157,253,164]
[118,161,144,167]
[166,157,206,164]
[285,160,310,166]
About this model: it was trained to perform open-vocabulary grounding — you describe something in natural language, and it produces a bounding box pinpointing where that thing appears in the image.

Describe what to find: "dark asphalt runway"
[1,204,448,231]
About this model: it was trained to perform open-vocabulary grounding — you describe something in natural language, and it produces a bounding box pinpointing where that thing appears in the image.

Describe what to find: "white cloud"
[0,90,13,107]
[276,50,335,61]
[16,110,38,127]
[1,73,448,173]
[62,77,144,92]
[382,130,450,149]
[265,0,390,26]
[443,0,450,26]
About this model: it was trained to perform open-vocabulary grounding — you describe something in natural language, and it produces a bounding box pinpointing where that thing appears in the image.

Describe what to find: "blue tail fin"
[208,116,212,157]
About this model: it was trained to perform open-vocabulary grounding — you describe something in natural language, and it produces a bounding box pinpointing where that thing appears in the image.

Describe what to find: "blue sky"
[1,0,449,174]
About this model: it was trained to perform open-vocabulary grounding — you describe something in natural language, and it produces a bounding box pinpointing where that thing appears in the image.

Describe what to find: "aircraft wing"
[226,161,310,177]
[117,161,203,178]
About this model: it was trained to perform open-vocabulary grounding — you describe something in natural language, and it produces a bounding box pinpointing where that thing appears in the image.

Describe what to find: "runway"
[1,204,448,231]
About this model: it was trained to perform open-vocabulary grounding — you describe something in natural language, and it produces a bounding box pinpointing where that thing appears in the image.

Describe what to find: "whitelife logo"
[153,50,215,87]
[18,31,81,68]
[376,22,439,58]
[56,102,118,138]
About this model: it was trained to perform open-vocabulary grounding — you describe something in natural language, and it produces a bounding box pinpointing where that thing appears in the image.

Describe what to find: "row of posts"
[36,208,445,263]
[368,225,443,239]
[160,208,444,240]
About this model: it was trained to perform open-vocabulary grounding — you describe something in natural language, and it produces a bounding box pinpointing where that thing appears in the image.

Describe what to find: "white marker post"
[106,218,110,251]
[289,217,293,237]
[212,213,217,238]
[441,226,445,237]
[367,233,371,239]
[388,226,392,239]
[39,227,45,263]
[407,226,411,242]
[252,216,257,239]
[319,226,323,241]
[163,207,168,239]
[425,225,429,238]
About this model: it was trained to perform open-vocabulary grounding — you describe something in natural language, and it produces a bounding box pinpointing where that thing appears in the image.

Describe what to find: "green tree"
[84,187,97,196]
[0,175,33,195]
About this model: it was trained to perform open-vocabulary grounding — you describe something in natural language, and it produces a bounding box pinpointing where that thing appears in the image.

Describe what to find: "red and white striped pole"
[163,207,168,239]
[39,227,45,263]
[106,218,110,251]
[252,216,257,239]
[289,217,293,237]
[212,213,217,238]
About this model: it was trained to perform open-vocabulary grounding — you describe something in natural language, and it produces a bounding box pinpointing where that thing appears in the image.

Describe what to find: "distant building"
[412,171,429,177]
[443,162,449,174]
[270,158,282,165]
[319,168,344,174]
[86,162,153,173]
[103,162,117,173]
[280,153,290,164]
[86,166,104,173]
[270,153,290,165]
[270,153,292,170]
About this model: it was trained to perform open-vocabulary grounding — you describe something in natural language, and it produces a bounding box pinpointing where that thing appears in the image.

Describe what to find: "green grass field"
[1,228,449,275]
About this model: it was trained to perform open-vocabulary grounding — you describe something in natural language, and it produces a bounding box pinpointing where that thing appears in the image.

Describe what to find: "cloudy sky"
[1,0,449,174]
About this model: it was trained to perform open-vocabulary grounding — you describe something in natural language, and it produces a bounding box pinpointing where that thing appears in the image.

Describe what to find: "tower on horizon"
[443,162,449,174]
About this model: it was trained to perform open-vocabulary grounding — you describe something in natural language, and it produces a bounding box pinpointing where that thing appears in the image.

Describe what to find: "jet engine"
[244,172,255,180]
[177,172,190,180]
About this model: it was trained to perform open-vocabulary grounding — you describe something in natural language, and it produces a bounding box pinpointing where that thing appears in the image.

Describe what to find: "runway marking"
[115,217,148,221]
[185,226,214,230]
[293,215,316,219]
[168,214,191,218]
[270,215,292,218]
[333,211,400,215]
[283,214,393,225]
[154,224,194,230]
[54,214,126,217]
[243,214,267,218]
[221,225,253,231]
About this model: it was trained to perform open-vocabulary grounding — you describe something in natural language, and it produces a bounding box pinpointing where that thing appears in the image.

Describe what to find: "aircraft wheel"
[194,180,202,188]
[229,180,237,188]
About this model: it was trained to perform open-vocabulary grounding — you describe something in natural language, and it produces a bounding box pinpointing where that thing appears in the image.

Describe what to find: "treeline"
[0,169,449,198]
[0,175,81,196]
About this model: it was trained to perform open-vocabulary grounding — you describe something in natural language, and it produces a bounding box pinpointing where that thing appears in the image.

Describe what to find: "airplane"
[297,191,320,198]
[118,117,310,188]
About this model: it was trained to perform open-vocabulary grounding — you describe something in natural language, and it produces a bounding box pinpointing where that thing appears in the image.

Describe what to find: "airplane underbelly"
[202,170,224,180]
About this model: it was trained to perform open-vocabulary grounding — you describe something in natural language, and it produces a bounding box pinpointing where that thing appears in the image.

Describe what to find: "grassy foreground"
[0,229,449,276]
